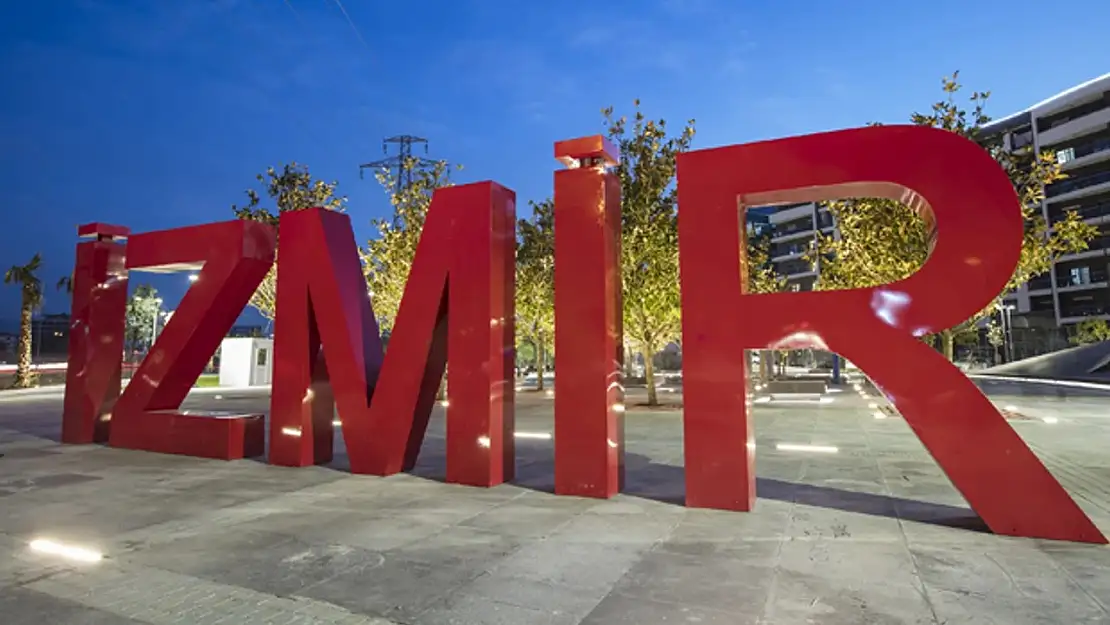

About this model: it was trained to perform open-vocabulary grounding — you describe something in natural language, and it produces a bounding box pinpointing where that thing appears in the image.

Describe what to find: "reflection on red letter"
[110,220,276,459]
[553,136,625,498]
[269,182,516,487]
[678,125,1105,543]
[62,223,129,444]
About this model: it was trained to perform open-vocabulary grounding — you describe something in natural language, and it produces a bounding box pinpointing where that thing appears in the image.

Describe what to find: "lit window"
[1069,266,1092,286]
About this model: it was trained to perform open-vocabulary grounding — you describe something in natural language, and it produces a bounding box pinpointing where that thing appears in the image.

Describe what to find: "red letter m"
[268,182,516,487]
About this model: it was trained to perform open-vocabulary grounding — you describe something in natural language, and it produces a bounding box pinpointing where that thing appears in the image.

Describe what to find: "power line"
[330,0,373,56]
[282,0,308,28]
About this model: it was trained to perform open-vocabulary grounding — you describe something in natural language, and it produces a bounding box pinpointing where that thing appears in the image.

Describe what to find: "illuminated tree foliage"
[816,72,1096,360]
[1070,318,1110,346]
[233,163,347,320]
[125,284,161,351]
[515,199,555,389]
[747,234,787,295]
[604,101,695,405]
[361,158,456,331]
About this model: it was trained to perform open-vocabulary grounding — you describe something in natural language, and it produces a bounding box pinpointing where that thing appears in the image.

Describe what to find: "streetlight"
[151,297,163,348]
[997,303,1016,363]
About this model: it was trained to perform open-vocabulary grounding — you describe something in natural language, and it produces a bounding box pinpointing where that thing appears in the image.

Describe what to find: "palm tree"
[4,253,44,388]
[57,274,73,295]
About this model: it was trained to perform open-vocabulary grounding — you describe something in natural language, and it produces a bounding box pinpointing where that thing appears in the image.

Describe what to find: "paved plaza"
[2,383,1110,624]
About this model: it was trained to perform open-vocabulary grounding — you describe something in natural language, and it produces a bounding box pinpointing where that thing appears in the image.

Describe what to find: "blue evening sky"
[1,0,1107,329]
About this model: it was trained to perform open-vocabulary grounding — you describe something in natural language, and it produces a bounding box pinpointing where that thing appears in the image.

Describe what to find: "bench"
[111,411,265,460]
[766,379,828,398]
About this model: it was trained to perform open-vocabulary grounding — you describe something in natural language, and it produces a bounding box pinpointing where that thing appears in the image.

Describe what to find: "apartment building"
[765,202,836,291]
[981,73,1110,336]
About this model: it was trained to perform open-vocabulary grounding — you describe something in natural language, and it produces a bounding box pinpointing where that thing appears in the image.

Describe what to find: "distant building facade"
[980,72,1110,356]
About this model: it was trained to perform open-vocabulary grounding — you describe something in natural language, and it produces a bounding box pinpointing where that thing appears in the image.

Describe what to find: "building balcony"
[770,250,806,262]
[769,228,817,244]
[1056,280,1109,294]
[769,203,815,222]
[1059,137,1110,171]
[1060,313,1110,325]
[1047,175,1110,205]
[1038,105,1110,147]
[1055,247,1110,264]
[1049,197,1110,225]
[784,270,817,280]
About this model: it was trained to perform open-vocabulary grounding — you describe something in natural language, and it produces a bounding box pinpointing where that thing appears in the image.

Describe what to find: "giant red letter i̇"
[553,136,625,498]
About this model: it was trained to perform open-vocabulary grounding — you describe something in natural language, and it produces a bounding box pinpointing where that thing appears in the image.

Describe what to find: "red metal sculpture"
[60,126,1105,544]
[268,182,516,487]
[109,220,275,460]
[62,223,129,444]
[677,125,1106,543]
[553,136,626,498]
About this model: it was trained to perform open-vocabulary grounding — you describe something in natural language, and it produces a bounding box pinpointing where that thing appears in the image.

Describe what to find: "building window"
[1070,266,1092,286]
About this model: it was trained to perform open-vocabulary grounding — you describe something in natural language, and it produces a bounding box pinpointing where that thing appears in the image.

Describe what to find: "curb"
[0,383,273,400]
[0,384,64,398]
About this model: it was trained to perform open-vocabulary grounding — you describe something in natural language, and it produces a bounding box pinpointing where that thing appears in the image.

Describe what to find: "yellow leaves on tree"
[815,72,1097,360]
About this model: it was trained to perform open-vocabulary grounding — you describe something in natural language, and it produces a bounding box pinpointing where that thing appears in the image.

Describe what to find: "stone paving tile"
[26,563,398,624]
[4,387,1110,623]
[0,586,150,625]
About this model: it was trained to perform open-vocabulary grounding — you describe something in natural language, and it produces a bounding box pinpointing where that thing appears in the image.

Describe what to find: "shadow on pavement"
[408,438,988,533]
[0,415,63,443]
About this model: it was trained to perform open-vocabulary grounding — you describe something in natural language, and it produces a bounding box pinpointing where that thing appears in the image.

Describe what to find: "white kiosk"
[218,337,273,387]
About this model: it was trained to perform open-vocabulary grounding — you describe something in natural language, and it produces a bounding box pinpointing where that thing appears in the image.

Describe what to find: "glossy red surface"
[553,135,619,168]
[269,183,516,486]
[61,224,129,444]
[115,412,266,460]
[109,220,276,459]
[677,125,1106,543]
[76,222,130,240]
[553,136,625,498]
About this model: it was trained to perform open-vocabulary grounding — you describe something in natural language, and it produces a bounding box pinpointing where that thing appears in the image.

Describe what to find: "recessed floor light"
[775,443,838,454]
[29,539,102,563]
[515,432,552,440]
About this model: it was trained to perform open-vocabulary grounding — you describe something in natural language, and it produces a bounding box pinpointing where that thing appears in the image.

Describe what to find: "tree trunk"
[941,330,955,361]
[643,345,658,406]
[536,341,546,391]
[760,349,772,382]
[13,299,35,388]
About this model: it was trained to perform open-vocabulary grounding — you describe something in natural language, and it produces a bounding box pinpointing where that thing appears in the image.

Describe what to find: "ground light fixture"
[29,538,103,563]
[775,443,839,454]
